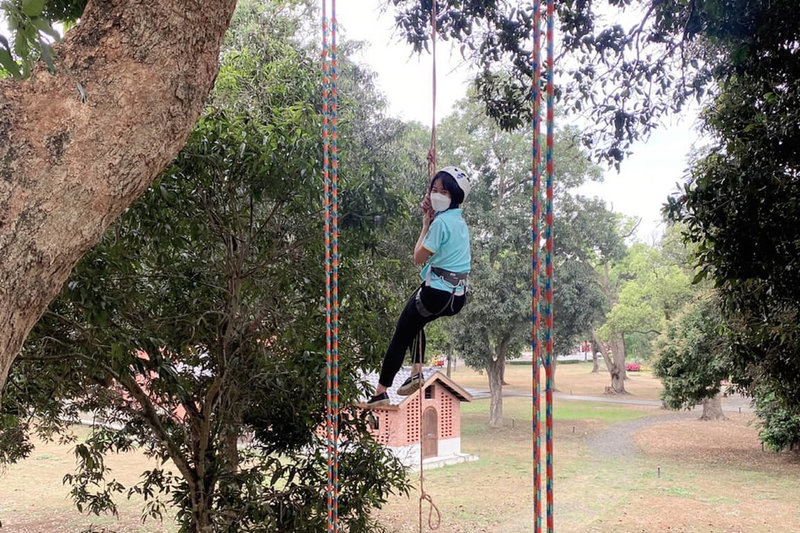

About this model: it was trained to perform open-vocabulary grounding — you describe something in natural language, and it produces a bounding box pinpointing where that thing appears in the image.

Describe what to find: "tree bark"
[592,330,627,394]
[0,0,238,404]
[610,334,627,391]
[499,351,509,386]
[699,392,727,421]
[445,345,453,378]
[487,357,503,429]
[590,339,600,373]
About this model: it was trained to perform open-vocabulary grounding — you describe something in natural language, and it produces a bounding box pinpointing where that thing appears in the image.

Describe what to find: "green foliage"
[654,296,729,410]
[754,388,800,452]
[0,0,78,77]
[2,3,416,530]
[389,0,774,166]
[599,243,693,350]
[664,0,800,415]
[553,194,626,354]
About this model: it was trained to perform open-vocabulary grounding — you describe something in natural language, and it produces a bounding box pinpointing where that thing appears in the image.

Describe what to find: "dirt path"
[584,410,698,459]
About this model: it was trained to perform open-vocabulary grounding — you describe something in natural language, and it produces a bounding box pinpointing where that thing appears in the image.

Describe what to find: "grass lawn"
[375,397,800,533]
[448,360,666,402]
[2,365,799,532]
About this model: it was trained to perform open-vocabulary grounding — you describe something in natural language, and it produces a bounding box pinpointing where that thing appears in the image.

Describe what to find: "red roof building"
[361,368,476,469]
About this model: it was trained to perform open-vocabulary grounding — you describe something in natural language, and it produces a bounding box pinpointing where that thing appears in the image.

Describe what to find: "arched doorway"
[422,407,438,459]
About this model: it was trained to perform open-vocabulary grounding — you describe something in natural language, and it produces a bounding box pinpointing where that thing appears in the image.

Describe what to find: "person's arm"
[413,209,434,265]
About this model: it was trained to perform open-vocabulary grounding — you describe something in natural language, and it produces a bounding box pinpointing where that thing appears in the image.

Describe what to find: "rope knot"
[420,491,442,530]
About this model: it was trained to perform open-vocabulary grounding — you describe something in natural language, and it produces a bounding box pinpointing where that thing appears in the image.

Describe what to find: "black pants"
[378,284,467,387]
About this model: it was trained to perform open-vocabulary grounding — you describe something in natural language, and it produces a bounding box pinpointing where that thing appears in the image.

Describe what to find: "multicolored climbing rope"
[532,0,555,529]
[544,0,556,529]
[530,0,543,530]
[322,1,339,531]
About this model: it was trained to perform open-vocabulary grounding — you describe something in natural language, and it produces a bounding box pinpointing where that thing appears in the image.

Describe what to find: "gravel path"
[584,409,699,459]
[463,387,753,459]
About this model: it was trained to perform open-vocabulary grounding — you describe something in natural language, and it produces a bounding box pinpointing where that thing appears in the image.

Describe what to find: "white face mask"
[430,192,451,213]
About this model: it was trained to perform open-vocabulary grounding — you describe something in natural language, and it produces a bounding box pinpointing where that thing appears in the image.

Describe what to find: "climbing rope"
[426,0,438,179]
[531,0,555,530]
[322,1,340,531]
[418,3,441,531]
[544,0,556,529]
[530,0,543,529]
[416,336,441,532]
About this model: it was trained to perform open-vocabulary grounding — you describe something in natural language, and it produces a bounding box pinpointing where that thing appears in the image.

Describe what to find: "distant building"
[361,367,477,469]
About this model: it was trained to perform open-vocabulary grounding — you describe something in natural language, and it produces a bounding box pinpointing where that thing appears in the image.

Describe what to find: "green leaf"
[0,48,21,78]
[21,0,46,18]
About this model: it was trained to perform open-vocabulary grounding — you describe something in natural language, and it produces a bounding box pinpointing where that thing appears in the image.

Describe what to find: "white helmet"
[438,166,475,202]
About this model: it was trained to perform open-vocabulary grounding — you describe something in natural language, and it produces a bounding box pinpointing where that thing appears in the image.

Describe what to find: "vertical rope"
[331,0,340,528]
[418,344,424,532]
[420,5,440,529]
[322,1,339,531]
[544,0,556,529]
[427,0,438,180]
[416,337,441,531]
[530,0,543,530]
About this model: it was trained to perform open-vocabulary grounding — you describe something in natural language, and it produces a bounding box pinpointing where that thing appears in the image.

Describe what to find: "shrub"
[626,362,642,372]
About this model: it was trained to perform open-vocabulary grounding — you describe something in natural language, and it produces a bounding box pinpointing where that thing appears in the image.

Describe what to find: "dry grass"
[3,369,800,532]
[0,425,175,532]
[635,412,800,473]
[449,360,666,402]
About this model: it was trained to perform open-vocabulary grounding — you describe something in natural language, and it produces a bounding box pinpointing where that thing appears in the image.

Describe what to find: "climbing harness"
[322,1,339,531]
[531,0,556,530]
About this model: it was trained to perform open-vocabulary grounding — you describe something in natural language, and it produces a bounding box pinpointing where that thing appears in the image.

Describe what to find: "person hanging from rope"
[365,167,476,407]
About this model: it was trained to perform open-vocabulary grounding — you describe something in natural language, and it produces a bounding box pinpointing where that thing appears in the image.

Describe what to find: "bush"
[626,362,641,372]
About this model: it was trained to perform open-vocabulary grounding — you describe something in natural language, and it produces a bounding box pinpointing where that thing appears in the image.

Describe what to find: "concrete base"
[407,452,480,471]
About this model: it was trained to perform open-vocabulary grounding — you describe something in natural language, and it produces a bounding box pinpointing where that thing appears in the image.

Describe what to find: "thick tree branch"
[0,0,238,404]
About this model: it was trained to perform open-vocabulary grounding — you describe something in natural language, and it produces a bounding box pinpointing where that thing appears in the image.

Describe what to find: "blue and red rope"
[532,0,555,530]
[530,0,543,529]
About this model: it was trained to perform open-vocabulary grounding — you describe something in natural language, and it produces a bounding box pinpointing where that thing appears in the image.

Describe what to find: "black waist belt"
[430,267,469,286]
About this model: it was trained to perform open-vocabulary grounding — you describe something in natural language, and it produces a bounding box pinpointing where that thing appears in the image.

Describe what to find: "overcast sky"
[335,1,702,243]
[1,4,702,242]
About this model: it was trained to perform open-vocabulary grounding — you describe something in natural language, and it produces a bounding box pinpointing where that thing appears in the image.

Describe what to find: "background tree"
[438,94,601,427]
[598,243,693,392]
[2,5,417,530]
[653,295,729,421]
[552,194,624,373]
[665,0,800,417]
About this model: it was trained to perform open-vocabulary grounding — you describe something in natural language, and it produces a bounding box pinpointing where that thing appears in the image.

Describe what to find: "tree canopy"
[2,4,417,530]
[664,0,800,415]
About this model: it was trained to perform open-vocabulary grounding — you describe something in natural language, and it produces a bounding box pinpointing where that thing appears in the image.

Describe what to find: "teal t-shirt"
[420,208,471,294]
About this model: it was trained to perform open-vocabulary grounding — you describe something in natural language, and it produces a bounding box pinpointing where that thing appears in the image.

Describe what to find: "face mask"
[430,192,451,213]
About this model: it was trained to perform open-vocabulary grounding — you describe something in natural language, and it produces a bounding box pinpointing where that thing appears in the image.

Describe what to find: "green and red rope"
[322,1,339,530]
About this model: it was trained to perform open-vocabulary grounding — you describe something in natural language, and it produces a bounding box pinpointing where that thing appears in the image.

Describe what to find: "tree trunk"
[499,351,509,386]
[590,339,600,373]
[700,393,727,421]
[0,0,238,403]
[445,345,453,378]
[487,357,503,429]
[610,334,627,392]
[190,484,215,533]
[592,331,626,394]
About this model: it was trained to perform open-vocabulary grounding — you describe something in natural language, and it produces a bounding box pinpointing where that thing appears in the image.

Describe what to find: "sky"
[334,1,702,243]
[1,3,701,242]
